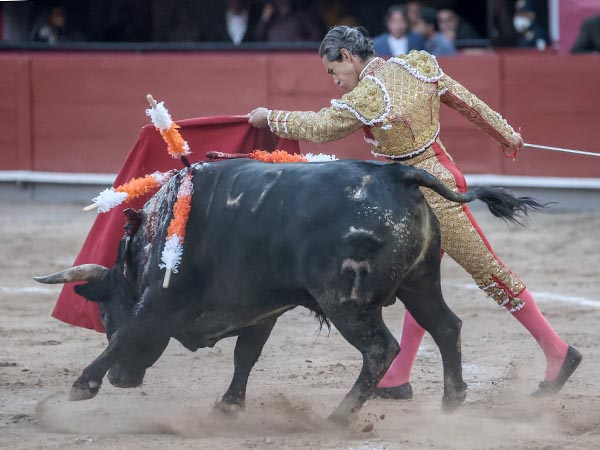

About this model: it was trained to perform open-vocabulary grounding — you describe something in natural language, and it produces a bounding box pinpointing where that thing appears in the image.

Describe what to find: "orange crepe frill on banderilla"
[249,149,307,163]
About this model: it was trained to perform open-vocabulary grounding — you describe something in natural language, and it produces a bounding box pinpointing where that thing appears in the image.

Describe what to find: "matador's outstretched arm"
[439,74,516,148]
[267,77,389,143]
[267,106,361,143]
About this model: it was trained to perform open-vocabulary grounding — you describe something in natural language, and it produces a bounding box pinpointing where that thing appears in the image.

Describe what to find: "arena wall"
[0,51,599,179]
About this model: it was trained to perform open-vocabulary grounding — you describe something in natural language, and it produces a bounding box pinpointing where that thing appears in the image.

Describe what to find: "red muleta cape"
[52,116,299,332]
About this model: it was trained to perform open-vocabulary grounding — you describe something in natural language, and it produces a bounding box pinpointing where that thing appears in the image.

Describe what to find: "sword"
[524,143,600,157]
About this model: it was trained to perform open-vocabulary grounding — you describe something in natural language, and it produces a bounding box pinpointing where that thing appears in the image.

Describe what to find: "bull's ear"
[74,281,109,303]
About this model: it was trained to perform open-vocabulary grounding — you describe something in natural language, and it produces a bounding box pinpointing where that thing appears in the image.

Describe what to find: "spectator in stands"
[30,4,67,44]
[372,4,425,57]
[512,0,548,49]
[254,0,325,42]
[414,7,456,56]
[222,0,260,45]
[437,5,480,44]
[571,14,600,54]
[405,0,423,29]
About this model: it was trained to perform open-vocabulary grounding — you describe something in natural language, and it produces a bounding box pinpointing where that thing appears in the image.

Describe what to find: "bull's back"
[187,160,433,283]
[190,159,423,234]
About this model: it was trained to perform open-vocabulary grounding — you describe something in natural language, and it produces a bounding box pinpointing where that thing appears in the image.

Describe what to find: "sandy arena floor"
[1,201,599,450]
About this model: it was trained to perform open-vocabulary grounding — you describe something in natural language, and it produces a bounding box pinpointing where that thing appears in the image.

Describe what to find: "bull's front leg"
[70,337,121,400]
[214,317,278,415]
[320,302,399,426]
[70,324,163,401]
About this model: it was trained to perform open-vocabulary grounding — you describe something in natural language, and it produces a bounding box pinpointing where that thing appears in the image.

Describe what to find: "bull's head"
[34,262,135,340]
[35,235,139,337]
[34,238,153,388]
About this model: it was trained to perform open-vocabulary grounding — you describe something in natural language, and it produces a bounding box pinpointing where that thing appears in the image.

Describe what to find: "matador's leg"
[377,141,579,396]
[416,142,526,310]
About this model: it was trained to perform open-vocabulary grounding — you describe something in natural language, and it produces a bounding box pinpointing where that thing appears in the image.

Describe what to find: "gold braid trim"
[267,107,361,143]
[390,50,443,82]
[331,76,390,125]
[267,77,387,143]
[477,276,525,312]
[439,74,515,147]
[405,146,526,311]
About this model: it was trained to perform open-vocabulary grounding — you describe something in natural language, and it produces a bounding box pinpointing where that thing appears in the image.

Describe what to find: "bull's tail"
[398,166,546,224]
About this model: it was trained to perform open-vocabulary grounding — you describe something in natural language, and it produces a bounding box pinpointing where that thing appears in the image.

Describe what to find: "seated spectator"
[405,0,423,29]
[414,7,456,57]
[372,4,425,57]
[254,0,325,42]
[30,4,67,44]
[223,0,260,44]
[512,0,548,49]
[437,6,480,43]
[571,13,600,54]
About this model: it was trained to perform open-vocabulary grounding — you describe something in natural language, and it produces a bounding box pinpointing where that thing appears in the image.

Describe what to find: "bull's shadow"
[35,159,541,426]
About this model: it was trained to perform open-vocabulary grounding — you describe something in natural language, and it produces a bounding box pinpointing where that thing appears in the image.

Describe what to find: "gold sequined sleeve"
[267,107,361,143]
[267,76,389,143]
[439,74,515,147]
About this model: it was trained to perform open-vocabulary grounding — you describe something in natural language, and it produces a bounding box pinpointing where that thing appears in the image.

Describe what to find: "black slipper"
[532,346,582,397]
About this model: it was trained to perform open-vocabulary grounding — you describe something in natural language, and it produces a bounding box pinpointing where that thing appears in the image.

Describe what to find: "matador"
[249,25,581,398]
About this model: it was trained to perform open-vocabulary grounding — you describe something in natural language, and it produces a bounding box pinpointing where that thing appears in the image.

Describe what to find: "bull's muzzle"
[33,264,109,284]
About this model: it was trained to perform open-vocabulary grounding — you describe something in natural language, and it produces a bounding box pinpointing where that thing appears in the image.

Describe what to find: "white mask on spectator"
[513,16,532,33]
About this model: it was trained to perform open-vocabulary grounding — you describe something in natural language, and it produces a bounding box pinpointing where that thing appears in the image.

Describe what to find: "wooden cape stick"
[82,95,161,212]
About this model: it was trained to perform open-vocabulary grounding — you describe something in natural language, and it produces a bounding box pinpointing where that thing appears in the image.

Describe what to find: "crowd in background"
[2,0,599,54]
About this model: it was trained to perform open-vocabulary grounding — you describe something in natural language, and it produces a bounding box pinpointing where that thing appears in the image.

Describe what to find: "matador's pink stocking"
[377,311,425,387]
[379,289,569,387]
[512,288,568,380]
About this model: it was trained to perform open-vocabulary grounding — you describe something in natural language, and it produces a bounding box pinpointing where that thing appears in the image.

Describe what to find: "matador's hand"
[248,107,269,128]
[505,131,524,159]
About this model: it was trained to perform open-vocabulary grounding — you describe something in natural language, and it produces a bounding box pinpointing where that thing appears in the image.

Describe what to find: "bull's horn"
[33,264,109,284]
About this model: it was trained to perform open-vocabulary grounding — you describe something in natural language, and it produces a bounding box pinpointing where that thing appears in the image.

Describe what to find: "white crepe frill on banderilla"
[159,171,194,279]
[91,171,176,213]
[303,153,338,162]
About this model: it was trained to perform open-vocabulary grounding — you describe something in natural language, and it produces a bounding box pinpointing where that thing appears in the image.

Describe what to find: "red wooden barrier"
[1,51,598,177]
[0,55,31,170]
[502,53,600,177]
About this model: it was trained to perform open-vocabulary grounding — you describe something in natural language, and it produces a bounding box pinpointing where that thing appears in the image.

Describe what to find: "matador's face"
[322,53,360,92]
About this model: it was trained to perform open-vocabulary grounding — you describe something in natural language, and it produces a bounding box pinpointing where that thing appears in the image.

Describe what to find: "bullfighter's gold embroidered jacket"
[267,51,515,160]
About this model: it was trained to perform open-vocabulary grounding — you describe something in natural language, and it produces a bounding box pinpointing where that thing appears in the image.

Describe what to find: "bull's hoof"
[442,382,467,412]
[107,366,145,388]
[69,380,101,401]
[532,346,582,397]
[372,382,413,400]
[212,400,244,417]
[327,409,357,428]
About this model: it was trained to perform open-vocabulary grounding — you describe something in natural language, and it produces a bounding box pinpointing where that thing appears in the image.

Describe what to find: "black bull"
[35,159,541,425]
